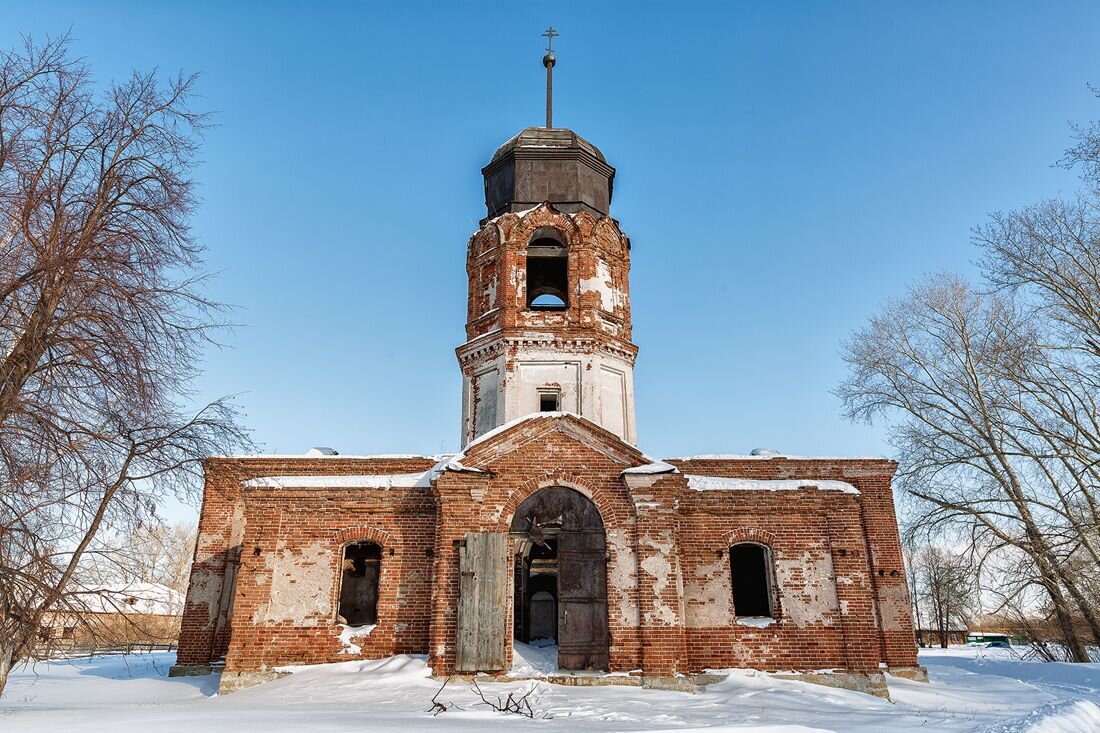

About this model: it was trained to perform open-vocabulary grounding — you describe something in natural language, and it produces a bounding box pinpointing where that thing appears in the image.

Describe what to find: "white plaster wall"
[503,346,636,444]
[513,362,581,414]
[473,368,500,437]
[461,345,636,446]
[599,366,627,439]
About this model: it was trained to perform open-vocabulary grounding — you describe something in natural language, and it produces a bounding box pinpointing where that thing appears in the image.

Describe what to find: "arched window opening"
[339,542,381,626]
[730,543,774,618]
[526,233,568,310]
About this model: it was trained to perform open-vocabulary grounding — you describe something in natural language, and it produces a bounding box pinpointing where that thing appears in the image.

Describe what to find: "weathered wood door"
[557,525,609,670]
[455,531,509,672]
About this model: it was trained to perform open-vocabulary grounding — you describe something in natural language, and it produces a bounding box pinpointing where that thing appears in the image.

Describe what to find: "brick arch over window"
[499,471,633,530]
[334,525,393,550]
[720,527,777,549]
[512,205,581,247]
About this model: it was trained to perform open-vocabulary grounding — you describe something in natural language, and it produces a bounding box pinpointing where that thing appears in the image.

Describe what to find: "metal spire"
[542,27,558,128]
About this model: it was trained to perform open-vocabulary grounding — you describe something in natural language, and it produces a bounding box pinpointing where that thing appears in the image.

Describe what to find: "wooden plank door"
[557,528,609,671]
[455,532,509,672]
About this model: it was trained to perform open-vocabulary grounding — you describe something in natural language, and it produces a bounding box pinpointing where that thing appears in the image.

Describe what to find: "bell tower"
[456,35,638,446]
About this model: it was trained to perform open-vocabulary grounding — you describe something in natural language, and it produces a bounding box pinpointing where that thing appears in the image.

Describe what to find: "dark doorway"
[339,542,381,625]
[511,487,608,671]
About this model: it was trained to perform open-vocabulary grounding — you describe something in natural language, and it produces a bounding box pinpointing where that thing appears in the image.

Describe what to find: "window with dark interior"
[729,543,774,617]
[539,390,560,412]
[339,542,381,626]
[526,232,568,310]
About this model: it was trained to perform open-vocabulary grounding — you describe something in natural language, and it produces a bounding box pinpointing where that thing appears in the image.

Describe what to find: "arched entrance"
[510,487,609,671]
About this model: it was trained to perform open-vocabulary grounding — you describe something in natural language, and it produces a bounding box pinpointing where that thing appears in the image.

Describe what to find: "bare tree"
[837,273,1098,661]
[909,544,975,648]
[0,36,249,695]
[83,521,197,595]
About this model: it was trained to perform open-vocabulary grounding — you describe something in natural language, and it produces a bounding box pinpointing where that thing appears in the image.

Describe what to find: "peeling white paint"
[579,259,619,312]
[878,583,911,631]
[485,274,497,308]
[606,529,639,626]
[639,533,680,626]
[256,540,334,626]
[684,555,732,628]
[774,550,840,629]
[186,570,222,626]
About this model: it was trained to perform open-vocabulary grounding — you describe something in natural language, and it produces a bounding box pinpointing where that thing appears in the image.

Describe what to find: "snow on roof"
[485,204,540,224]
[67,582,183,616]
[685,475,860,494]
[209,452,440,460]
[243,453,486,490]
[622,461,679,475]
[243,472,434,489]
[669,454,888,462]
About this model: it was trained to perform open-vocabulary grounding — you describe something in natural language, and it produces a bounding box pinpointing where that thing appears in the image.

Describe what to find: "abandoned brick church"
[173,66,924,695]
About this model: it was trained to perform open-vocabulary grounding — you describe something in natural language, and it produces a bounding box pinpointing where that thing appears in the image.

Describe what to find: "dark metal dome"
[482,127,614,221]
[490,127,606,165]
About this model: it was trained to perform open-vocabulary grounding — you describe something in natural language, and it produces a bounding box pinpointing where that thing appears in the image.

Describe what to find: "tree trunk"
[0,639,14,698]
[1039,575,1091,663]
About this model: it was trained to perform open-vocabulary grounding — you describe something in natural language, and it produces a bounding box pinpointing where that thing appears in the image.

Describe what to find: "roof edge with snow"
[685,475,860,494]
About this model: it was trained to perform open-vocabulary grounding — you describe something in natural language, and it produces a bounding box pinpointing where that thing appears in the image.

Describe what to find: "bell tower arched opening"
[510,487,609,671]
[526,229,568,310]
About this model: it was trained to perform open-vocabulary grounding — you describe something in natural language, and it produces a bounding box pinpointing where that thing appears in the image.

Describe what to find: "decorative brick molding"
[720,527,778,549]
[334,525,393,548]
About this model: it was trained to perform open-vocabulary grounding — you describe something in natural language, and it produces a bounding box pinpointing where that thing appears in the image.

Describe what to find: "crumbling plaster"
[256,540,335,626]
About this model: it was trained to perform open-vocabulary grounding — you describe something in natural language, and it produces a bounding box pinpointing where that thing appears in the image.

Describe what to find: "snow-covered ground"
[2,646,1099,733]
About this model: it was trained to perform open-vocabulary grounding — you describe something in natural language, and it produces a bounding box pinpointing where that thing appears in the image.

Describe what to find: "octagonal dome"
[482,127,615,221]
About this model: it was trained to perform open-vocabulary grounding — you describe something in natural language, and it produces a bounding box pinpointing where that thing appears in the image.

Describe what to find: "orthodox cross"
[542,26,559,53]
[542,27,558,128]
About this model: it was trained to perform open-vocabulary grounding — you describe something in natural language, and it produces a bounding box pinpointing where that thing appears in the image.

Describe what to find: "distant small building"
[39,582,183,654]
[916,625,968,647]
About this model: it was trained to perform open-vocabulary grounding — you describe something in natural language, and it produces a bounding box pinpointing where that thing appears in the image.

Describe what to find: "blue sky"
[6,3,1100,513]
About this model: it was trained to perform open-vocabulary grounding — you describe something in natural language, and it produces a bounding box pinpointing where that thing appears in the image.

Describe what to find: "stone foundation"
[774,670,891,699]
[218,669,289,694]
[167,664,214,677]
[888,665,930,682]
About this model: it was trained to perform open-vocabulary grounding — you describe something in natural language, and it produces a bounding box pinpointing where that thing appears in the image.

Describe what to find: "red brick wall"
[178,424,918,679]
[223,485,435,671]
[670,457,918,671]
[176,456,436,669]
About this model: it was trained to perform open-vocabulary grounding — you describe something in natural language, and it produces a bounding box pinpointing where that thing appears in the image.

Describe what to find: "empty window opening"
[339,542,381,626]
[527,234,568,310]
[539,390,561,412]
[730,543,774,617]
